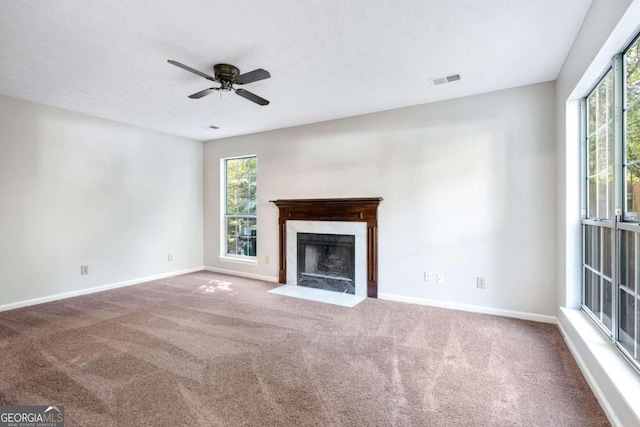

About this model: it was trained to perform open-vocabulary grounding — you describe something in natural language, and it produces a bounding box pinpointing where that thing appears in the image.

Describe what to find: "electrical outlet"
[436,274,444,284]
[477,276,486,289]
[168,253,173,262]
[80,265,89,275]
[265,255,270,264]
[424,271,432,281]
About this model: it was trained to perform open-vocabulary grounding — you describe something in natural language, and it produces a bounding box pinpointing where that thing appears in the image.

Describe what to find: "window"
[620,37,640,362]
[586,70,614,220]
[581,34,640,371]
[583,69,614,332]
[224,156,257,258]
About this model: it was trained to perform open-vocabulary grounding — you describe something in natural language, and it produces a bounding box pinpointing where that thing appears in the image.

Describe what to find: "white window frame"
[581,32,640,375]
[220,155,258,264]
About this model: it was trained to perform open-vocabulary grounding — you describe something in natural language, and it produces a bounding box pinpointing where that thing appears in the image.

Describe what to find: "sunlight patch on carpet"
[197,279,234,294]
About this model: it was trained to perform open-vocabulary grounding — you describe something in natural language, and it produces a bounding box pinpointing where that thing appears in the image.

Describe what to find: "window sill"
[558,307,640,426]
[218,256,258,266]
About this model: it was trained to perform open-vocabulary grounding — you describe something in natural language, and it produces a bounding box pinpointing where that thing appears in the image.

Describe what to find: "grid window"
[224,156,257,258]
[586,70,614,220]
[581,34,640,371]
[583,69,614,336]
[583,224,612,332]
[625,39,640,220]
[622,36,640,365]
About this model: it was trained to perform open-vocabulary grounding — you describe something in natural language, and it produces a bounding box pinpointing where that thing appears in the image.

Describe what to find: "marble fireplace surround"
[270,198,382,298]
[287,220,367,296]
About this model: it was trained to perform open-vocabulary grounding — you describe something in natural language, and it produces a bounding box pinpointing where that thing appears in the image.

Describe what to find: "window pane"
[238,237,256,257]
[226,216,256,257]
[226,186,238,213]
[627,102,640,160]
[626,37,640,107]
[637,302,640,362]
[227,237,237,255]
[626,169,640,220]
[588,271,601,315]
[620,230,636,289]
[239,197,254,215]
[597,174,612,219]
[603,279,613,331]
[588,177,597,218]
[626,104,640,221]
[588,92,596,135]
[584,268,593,311]
[231,196,246,214]
[584,225,601,271]
[225,157,257,216]
[606,125,615,218]
[227,217,237,237]
[603,227,612,278]
[596,128,609,175]
[597,79,609,129]
[625,104,640,222]
[607,71,615,123]
[619,290,636,356]
[238,217,257,237]
[587,70,613,220]
[588,134,596,176]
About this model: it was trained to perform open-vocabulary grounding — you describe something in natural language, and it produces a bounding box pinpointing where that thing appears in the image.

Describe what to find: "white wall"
[204,82,557,317]
[0,95,204,308]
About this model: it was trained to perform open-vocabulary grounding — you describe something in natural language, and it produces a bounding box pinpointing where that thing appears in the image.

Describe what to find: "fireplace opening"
[297,233,355,294]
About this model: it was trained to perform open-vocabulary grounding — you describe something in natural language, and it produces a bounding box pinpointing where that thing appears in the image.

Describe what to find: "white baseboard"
[378,293,557,324]
[0,266,205,313]
[203,266,279,283]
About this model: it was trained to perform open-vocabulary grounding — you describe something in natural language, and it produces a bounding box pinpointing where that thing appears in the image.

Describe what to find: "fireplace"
[297,233,356,294]
[271,198,382,298]
[285,220,367,296]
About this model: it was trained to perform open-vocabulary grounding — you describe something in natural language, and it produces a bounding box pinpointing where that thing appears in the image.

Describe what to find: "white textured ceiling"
[0,0,592,141]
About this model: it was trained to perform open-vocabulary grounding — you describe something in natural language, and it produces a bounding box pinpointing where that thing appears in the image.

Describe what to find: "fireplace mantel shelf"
[270,197,382,298]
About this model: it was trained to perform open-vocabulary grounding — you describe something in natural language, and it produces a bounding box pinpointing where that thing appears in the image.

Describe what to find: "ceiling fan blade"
[188,88,217,99]
[168,60,215,81]
[235,89,269,106]
[235,69,271,85]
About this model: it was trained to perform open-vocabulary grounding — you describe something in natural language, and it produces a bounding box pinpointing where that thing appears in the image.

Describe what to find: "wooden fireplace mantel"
[270,197,383,298]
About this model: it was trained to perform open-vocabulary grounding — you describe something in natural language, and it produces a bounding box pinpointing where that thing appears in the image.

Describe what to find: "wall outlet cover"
[477,277,486,289]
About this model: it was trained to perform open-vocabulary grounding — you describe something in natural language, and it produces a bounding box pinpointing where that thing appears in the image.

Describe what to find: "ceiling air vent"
[429,74,461,86]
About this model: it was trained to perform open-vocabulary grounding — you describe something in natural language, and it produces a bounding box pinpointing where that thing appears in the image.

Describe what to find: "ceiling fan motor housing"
[214,63,240,88]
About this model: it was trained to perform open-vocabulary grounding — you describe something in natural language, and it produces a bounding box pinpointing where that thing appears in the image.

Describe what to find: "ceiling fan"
[168,60,271,106]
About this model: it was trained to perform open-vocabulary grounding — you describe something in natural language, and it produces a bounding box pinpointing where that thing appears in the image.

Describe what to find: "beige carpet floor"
[0,271,608,426]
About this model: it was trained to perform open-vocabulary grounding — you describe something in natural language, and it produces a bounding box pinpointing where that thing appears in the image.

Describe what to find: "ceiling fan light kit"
[168,60,271,106]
